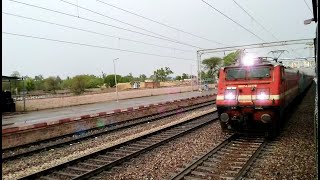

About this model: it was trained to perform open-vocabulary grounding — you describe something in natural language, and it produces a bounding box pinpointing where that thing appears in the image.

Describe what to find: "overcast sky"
[2,0,316,79]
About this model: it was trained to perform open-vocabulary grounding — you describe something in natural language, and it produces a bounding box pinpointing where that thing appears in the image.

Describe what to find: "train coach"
[216,54,314,137]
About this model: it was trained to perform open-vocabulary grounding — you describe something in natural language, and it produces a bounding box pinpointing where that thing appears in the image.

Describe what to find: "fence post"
[22,77,26,112]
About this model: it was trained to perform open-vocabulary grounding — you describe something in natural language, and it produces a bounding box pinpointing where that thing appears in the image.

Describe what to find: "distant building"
[144,80,160,88]
[132,82,140,89]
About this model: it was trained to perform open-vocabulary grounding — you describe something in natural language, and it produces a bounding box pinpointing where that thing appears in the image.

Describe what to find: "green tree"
[202,57,223,82]
[104,74,122,87]
[56,76,63,89]
[127,73,134,80]
[223,50,241,66]
[44,76,59,93]
[88,77,104,88]
[121,73,134,83]
[34,75,45,90]
[34,75,44,81]
[61,78,72,90]
[101,72,107,79]
[202,57,222,71]
[200,70,209,79]
[25,77,35,91]
[175,75,182,81]
[70,75,87,95]
[9,71,23,93]
[182,73,189,80]
[84,75,104,88]
[11,71,21,77]
[153,67,173,82]
[139,74,147,82]
[149,75,156,80]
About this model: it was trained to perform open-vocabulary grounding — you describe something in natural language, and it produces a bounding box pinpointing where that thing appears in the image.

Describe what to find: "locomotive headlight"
[224,89,236,100]
[257,92,268,100]
[256,89,270,100]
[242,54,255,66]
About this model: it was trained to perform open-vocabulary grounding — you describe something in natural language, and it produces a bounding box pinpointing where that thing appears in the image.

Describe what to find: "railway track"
[2,100,215,161]
[170,134,267,180]
[19,111,218,179]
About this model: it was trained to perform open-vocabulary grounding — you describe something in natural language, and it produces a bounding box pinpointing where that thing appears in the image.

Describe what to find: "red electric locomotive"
[216,54,313,137]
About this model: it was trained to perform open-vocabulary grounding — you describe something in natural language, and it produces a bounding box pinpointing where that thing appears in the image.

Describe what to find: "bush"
[44,76,59,93]
[70,75,87,95]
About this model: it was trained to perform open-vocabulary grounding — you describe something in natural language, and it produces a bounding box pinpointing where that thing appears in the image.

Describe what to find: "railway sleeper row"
[170,134,267,180]
[19,111,218,180]
[3,100,215,161]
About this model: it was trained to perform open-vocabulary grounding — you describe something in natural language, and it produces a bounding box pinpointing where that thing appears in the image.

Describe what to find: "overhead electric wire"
[7,0,203,49]
[3,32,196,61]
[230,0,304,58]
[303,0,313,13]
[60,0,191,45]
[231,0,278,40]
[200,0,265,42]
[95,0,226,46]
[3,12,194,53]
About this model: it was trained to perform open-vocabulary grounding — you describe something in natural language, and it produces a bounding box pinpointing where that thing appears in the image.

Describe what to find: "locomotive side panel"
[283,69,300,107]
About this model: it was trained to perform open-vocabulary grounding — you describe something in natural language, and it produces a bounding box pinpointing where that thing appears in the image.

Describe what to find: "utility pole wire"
[95,0,226,46]
[76,0,79,17]
[60,0,204,49]
[230,0,304,58]
[303,0,313,13]
[200,0,265,42]
[3,31,196,61]
[3,12,195,53]
[8,0,203,49]
[231,0,278,41]
[61,0,177,42]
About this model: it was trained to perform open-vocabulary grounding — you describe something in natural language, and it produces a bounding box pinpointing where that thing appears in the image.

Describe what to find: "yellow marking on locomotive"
[237,85,257,88]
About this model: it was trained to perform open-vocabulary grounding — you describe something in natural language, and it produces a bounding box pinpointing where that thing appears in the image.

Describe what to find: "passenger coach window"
[248,67,271,79]
[226,69,246,80]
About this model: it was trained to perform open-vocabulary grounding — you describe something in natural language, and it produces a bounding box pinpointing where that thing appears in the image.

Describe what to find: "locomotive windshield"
[226,68,246,80]
[225,66,272,80]
[248,67,270,79]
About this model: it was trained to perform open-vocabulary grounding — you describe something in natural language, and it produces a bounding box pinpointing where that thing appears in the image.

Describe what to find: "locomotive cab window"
[225,68,246,80]
[248,67,271,79]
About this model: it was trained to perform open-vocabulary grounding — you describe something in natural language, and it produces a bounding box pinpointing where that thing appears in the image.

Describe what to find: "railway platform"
[2,90,216,130]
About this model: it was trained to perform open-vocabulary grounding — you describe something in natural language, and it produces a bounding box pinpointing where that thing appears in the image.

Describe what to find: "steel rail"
[170,134,237,180]
[3,100,215,161]
[19,111,218,179]
[170,134,267,180]
[234,139,267,180]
